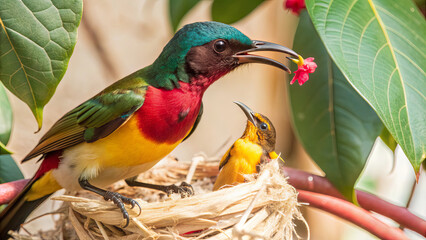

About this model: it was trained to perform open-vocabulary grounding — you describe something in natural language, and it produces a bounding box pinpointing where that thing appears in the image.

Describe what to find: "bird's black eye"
[260,123,268,130]
[213,40,227,53]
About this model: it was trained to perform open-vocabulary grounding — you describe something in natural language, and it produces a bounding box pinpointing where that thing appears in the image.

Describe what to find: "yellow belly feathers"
[213,138,263,190]
[27,116,183,200]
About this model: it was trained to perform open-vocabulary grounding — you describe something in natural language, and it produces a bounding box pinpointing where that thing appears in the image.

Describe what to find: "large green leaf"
[211,0,264,24]
[0,82,12,154]
[0,155,24,184]
[305,0,426,171]
[0,0,83,129]
[169,0,200,32]
[288,11,383,200]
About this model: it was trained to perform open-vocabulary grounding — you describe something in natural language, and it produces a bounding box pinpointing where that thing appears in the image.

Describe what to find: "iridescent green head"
[145,21,299,89]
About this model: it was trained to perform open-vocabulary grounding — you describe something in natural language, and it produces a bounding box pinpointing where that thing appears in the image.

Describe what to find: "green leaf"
[169,0,200,32]
[0,82,12,142]
[288,11,383,200]
[0,0,83,130]
[305,0,426,172]
[380,126,397,152]
[211,0,264,24]
[0,82,12,155]
[0,155,24,184]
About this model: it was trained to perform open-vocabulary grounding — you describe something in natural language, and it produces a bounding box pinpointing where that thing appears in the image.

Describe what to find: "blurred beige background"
[5,0,424,239]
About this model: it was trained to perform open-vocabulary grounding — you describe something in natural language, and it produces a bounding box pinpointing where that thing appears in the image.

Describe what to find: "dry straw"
[50,159,304,240]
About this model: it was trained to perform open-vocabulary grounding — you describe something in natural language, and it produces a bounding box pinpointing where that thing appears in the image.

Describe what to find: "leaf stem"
[297,190,408,240]
[0,179,29,205]
[283,167,426,237]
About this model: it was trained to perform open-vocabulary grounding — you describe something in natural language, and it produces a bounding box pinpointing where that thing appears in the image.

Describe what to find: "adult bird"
[213,101,279,191]
[0,21,298,236]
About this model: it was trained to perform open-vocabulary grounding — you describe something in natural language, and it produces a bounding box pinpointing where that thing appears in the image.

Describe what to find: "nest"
[12,157,305,240]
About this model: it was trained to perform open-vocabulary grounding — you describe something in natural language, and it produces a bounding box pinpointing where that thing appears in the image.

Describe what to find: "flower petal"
[289,56,317,86]
[284,0,306,15]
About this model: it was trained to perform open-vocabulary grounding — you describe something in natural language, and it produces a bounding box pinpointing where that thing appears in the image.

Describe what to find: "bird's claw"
[103,191,141,227]
[165,182,194,198]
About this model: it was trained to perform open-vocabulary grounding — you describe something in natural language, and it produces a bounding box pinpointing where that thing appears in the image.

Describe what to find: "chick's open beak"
[233,40,299,74]
[234,101,256,127]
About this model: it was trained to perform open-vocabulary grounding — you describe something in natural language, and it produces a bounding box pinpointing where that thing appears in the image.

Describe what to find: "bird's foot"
[102,191,142,227]
[124,178,194,198]
[164,182,194,198]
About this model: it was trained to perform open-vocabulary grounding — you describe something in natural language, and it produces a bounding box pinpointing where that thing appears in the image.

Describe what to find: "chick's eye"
[260,123,268,130]
[214,40,227,53]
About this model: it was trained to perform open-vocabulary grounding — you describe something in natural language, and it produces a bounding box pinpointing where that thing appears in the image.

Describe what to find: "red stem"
[298,190,408,240]
[0,179,29,205]
[357,191,426,237]
[283,167,426,237]
[283,167,345,198]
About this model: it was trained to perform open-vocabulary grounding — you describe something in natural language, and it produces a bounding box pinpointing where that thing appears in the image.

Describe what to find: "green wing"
[22,78,148,162]
[182,102,203,142]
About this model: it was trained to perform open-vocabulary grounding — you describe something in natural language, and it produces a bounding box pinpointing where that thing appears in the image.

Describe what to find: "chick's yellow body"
[213,138,264,190]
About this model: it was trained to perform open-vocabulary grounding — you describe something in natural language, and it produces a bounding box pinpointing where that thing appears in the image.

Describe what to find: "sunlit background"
[6,0,424,239]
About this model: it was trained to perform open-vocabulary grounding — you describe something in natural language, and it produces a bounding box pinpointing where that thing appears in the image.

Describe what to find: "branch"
[357,191,426,237]
[297,190,408,240]
[0,179,29,205]
[283,167,426,237]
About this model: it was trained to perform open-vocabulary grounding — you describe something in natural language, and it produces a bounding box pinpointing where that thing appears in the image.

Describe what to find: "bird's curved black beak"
[233,40,299,74]
[234,101,256,126]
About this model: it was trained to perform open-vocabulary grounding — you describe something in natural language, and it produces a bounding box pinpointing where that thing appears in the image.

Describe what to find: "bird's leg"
[78,179,141,227]
[125,176,194,198]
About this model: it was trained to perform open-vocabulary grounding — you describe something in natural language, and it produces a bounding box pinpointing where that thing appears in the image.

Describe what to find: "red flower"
[290,57,317,86]
[284,0,306,15]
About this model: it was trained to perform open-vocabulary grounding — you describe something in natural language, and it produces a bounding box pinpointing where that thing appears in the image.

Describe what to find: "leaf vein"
[357,16,376,90]
[0,48,13,58]
[387,68,400,147]
[375,5,426,46]
[371,43,388,118]
[367,0,415,160]
[393,48,426,76]
[0,17,37,111]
